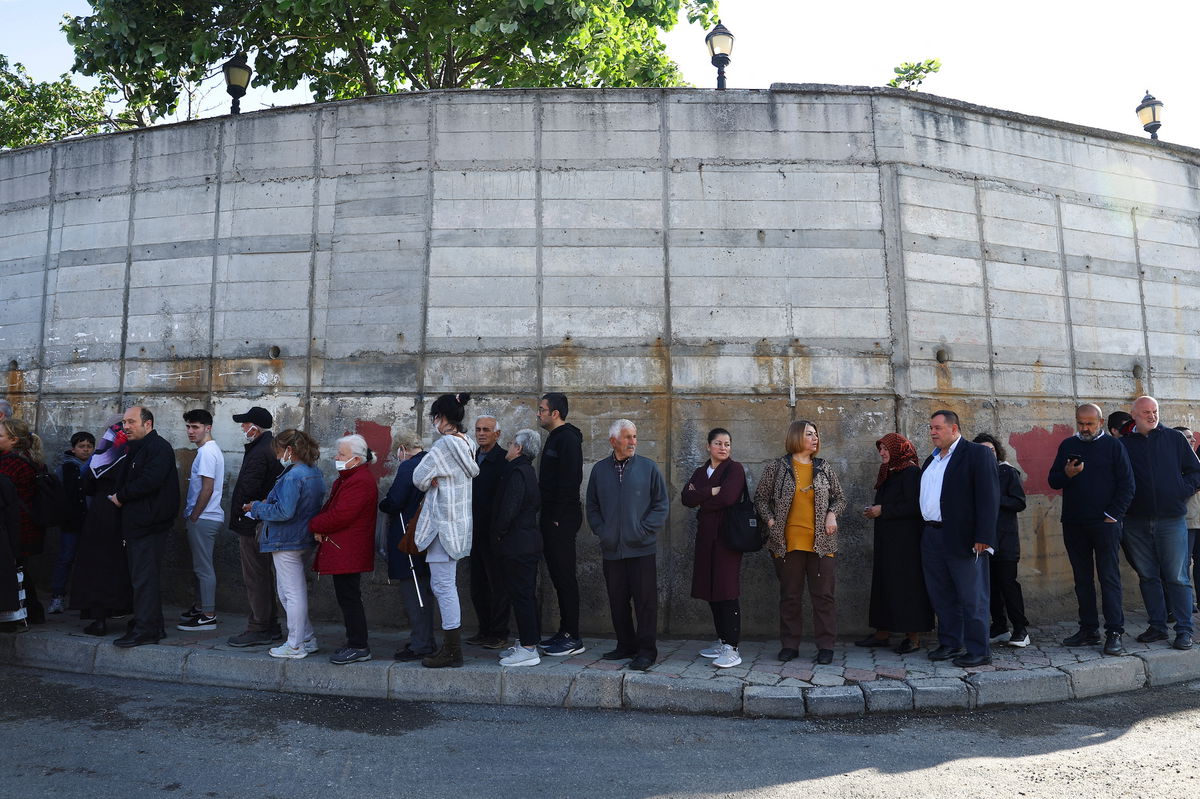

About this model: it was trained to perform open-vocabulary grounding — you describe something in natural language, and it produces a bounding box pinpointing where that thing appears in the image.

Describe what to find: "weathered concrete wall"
[3,85,1200,639]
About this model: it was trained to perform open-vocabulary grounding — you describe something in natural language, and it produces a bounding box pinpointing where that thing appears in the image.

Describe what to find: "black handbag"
[719,485,765,552]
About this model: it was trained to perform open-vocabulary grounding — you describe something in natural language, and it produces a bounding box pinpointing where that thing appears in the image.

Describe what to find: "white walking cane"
[400,512,424,608]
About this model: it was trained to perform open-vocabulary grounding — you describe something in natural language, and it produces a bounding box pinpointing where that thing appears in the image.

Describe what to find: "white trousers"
[271,549,315,648]
[427,559,461,631]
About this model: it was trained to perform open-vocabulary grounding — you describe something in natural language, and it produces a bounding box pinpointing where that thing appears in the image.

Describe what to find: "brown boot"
[421,627,463,668]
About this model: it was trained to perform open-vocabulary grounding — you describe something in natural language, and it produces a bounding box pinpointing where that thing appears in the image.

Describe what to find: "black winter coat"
[492,454,541,556]
[539,423,583,524]
[472,444,508,547]
[229,431,283,536]
[115,429,180,539]
[0,476,21,612]
[995,463,1027,561]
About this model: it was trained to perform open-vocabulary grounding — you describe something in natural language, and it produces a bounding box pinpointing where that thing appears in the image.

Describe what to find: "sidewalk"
[3,608,1198,718]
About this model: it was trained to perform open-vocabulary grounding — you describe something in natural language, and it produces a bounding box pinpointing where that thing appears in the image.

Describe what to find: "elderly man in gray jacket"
[586,419,668,671]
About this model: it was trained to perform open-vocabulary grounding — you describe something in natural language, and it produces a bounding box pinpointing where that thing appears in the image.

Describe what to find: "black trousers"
[503,553,541,647]
[989,558,1028,629]
[469,534,510,639]
[541,509,582,637]
[709,598,741,647]
[602,553,657,661]
[332,573,369,649]
[125,533,166,638]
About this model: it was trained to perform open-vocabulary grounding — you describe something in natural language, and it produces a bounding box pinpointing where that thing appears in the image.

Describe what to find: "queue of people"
[1,393,1199,672]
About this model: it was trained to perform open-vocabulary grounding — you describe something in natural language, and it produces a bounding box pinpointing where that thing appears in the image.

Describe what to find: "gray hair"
[391,429,424,451]
[0,398,11,419]
[475,415,499,428]
[513,428,541,459]
[608,418,636,439]
[336,433,374,463]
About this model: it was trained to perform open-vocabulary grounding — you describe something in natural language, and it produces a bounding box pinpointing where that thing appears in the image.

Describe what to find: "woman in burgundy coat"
[681,427,747,669]
[310,433,377,666]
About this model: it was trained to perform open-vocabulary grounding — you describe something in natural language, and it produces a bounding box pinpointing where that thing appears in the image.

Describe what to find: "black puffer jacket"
[492,454,541,556]
[229,431,282,536]
[115,429,180,539]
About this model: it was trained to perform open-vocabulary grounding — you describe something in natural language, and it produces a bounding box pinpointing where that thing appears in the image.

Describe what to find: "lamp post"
[1135,91,1164,140]
[705,22,734,90]
[222,53,253,115]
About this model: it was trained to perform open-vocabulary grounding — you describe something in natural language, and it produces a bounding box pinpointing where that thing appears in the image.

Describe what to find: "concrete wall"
[3,85,1200,639]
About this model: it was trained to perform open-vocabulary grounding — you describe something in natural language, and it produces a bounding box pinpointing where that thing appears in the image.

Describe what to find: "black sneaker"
[1103,631,1126,656]
[330,647,372,665]
[178,605,203,622]
[542,635,586,656]
[177,613,217,632]
[1135,626,1168,644]
[539,631,567,648]
[1063,629,1101,646]
[1006,626,1030,647]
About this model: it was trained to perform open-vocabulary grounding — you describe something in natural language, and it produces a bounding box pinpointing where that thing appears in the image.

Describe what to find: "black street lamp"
[1135,91,1164,140]
[222,53,253,115]
[705,22,734,90]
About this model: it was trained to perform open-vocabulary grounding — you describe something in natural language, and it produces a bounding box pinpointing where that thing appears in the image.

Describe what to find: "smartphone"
[1066,454,1084,465]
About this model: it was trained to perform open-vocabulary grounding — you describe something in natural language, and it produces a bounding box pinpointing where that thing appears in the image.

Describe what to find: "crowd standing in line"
[2,393,1200,671]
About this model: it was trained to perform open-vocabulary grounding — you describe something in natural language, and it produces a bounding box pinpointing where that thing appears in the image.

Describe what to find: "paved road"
[3,664,1199,798]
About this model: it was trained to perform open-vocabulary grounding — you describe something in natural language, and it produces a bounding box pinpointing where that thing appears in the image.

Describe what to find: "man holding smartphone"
[1047,404,1135,655]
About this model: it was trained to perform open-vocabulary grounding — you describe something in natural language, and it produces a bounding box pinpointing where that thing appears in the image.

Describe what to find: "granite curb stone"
[281,656,391,698]
[389,662,502,704]
[623,673,742,715]
[500,667,574,706]
[968,667,1072,707]
[742,685,806,718]
[804,685,866,716]
[1059,656,1147,698]
[860,679,914,713]
[907,677,972,711]
[564,668,624,709]
[12,631,99,675]
[184,648,285,692]
[93,642,187,683]
[1134,648,1200,686]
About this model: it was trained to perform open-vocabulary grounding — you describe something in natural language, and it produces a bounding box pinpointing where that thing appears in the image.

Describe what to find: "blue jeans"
[1123,515,1194,635]
[1062,521,1124,633]
[51,530,80,596]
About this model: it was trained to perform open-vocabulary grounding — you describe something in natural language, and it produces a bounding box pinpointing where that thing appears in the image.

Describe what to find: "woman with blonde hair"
[0,419,47,623]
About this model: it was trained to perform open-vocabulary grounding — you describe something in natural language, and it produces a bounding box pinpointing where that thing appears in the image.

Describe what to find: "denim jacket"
[252,463,326,553]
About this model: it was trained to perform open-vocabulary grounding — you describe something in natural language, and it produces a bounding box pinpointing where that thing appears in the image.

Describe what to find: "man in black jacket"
[226,406,284,647]
[1120,396,1200,650]
[109,406,180,647]
[1047,403,1135,655]
[536,392,585,656]
[467,415,511,649]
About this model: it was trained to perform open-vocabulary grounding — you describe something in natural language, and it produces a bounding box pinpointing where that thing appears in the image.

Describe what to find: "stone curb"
[5,629,1200,719]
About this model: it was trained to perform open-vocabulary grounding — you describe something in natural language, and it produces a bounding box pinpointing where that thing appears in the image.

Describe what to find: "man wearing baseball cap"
[226,406,285,646]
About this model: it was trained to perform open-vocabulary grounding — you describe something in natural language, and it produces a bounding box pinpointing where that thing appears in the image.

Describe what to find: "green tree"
[0,54,114,149]
[65,0,718,121]
[887,58,941,91]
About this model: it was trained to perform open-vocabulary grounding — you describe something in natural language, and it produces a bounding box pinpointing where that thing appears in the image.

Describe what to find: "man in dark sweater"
[536,392,585,656]
[466,414,511,649]
[585,419,668,671]
[109,406,180,647]
[1120,396,1200,650]
[1047,403,1135,655]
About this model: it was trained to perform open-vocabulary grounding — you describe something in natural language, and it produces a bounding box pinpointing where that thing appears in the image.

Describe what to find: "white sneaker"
[500,646,541,667]
[48,597,66,614]
[713,644,742,669]
[699,640,724,658]
[302,637,319,653]
[498,644,520,659]
[269,643,308,659]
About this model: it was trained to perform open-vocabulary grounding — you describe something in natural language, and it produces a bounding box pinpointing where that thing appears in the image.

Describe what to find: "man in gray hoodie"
[586,419,668,671]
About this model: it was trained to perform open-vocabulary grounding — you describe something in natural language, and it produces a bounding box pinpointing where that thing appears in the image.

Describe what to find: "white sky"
[3,0,1199,147]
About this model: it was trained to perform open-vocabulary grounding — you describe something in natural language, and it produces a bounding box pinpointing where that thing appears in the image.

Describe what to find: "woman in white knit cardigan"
[413,392,480,668]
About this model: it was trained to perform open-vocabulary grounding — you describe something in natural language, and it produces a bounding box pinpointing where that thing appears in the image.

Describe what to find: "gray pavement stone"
[968,667,1072,707]
[280,657,390,699]
[1134,648,1200,686]
[1060,656,1147,698]
[624,673,742,715]
[861,680,913,713]
[565,668,624,709]
[93,641,187,683]
[500,668,573,707]
[908,677,971,711]
[805,685,865,716]
[184,648,284,692]
[809,672,846,687]
[11,631,98,675]
[390,662,502,704]
[743,685,806,719]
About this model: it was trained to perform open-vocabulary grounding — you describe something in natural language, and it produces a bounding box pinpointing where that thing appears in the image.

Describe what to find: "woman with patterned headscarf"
[857,432,934,654]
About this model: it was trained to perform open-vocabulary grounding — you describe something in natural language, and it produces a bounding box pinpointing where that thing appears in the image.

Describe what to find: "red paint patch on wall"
[353,419,393,480]
[1008,425,1074,497]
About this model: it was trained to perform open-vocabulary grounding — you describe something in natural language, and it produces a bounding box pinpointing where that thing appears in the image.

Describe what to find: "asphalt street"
[2,664,1199,798]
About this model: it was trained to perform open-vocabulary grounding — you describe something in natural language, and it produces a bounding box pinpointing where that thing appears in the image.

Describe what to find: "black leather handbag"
[719,485,766,552]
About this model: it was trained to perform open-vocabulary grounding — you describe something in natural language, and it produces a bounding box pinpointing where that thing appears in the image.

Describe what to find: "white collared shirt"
[920,435,961,522]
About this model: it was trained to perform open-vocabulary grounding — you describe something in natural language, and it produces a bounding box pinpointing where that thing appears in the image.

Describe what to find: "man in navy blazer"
[920,410,1000,667]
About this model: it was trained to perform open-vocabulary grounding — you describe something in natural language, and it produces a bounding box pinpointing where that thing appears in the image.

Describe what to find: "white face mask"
[243,425,260,445]
[279,457,293,468]
[335,458,354,471]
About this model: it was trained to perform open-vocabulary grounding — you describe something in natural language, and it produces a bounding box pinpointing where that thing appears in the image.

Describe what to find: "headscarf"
[90,420,129,478]
[875,433,919,489]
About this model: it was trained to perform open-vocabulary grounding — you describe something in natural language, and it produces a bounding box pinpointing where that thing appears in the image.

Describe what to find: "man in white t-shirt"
[178,409,225,631]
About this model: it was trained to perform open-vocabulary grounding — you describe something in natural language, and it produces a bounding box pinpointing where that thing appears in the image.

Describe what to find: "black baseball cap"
[232,406,273,428]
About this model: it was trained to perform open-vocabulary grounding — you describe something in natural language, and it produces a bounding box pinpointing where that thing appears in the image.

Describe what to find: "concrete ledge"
[1060,656,1147,698]
[564,668,624,709]
[861,680,913,713]
[805,685,865,717]
[184,648,285,692]
[969,668,1072,707]
[1134,648,1200,686]
[390,663,502,704]
[11,632,98,675]
[281,657,391,699]
[623,673,742,715]
[94,642,187,683]
[500,667,573,707]
[908,677,971,711]
[743,685,806,718]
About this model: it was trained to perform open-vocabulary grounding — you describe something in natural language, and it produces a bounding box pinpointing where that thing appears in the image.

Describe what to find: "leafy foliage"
[0,54,113,149]
[887,58,941,91]
[65,0,718,121]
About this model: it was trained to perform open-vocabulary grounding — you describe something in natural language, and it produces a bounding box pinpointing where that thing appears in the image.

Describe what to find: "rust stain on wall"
[354,419,393,480]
